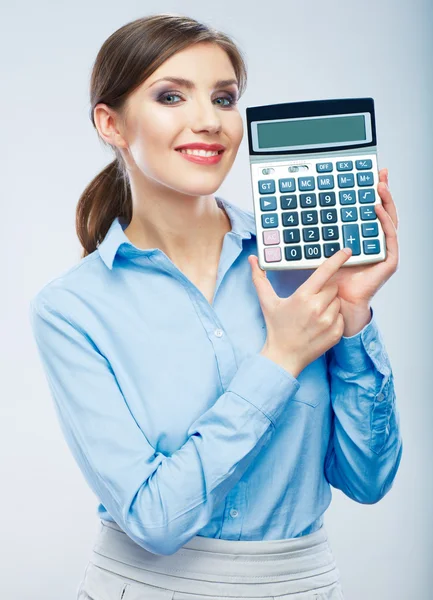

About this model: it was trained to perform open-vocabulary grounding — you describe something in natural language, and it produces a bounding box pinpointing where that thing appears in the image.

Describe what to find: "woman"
[29,13,402,600]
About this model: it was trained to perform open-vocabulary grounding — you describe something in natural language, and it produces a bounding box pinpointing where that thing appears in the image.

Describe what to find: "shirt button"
[377,392,385,402]
[369,341,376,351]
[229,508,238,518]
[214,328,223,338]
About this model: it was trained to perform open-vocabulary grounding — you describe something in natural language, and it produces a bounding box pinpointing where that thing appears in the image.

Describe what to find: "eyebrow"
[148,76,239,90]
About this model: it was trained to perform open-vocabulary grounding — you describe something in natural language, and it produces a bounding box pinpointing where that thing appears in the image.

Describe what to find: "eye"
[157,90,237,107]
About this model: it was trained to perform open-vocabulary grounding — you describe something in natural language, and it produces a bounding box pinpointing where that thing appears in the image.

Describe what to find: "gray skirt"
[77,520,344,599]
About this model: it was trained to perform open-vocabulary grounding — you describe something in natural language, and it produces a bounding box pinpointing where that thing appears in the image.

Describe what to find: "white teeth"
[178,149,220,157]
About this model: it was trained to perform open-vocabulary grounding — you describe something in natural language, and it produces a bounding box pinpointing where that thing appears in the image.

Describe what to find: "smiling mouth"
[175,149,225,155]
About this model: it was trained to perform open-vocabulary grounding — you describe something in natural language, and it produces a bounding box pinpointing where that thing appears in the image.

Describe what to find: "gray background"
[3,0,432,598]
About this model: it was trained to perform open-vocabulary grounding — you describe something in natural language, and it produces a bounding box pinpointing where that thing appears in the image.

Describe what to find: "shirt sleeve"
[324,306,403,504]
[29,293,300,555]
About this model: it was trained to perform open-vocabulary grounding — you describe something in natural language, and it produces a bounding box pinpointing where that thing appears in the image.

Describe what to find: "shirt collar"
[97,196,256,270]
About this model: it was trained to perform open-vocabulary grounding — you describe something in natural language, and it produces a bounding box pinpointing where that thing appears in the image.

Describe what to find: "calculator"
[246,97,386,271]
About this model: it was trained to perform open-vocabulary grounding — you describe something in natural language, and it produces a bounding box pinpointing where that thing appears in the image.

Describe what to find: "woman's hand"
[328,168,399,332]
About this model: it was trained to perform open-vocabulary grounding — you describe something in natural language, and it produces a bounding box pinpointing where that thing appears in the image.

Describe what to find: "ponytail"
[76,159,132,259]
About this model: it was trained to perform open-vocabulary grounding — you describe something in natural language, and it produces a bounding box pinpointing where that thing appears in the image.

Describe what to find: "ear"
[93,103,128,149]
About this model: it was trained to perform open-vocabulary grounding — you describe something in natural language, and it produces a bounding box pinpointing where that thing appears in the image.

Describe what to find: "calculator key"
[360,205,377,220]
[263,230,280,245]
[357,172,374,186]
[282,211,299,226]
[259,180,275,194]
[285,246,302,261]
[342,223,361,255]
[279,178,296,193]
[338,173,355,188]
[264,246,282,262]
[316,162,333,173]
[304,244,322,259]
[339,190,356,205]
[324,242,341,257]
[260,196,277,211]
[301,210,318,225]
[358,189,376,203]
[303,227,320,242]
[300,193,317,208]
[362,222,379,237]
[317,175,335,190]
[281,195,298,210]
[341,206,358,222]
[337,161,353,171]
[320,209,338,223]
[322,226,339,240]
[298,176,315,191]
[319,192,336,206]
[356,159,372,170]
[283,229,301,243]
[262,213,279,228]
[363,239,381,254]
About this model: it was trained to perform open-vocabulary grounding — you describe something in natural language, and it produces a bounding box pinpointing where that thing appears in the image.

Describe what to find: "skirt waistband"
[88,520,341,597]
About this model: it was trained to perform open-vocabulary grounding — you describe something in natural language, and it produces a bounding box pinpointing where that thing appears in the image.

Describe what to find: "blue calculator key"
[301,210,318,225]
[356,159,372,170]
[319,192,336,206]
[339,190,356,204]
[304,244,322,259]
[298,176,315,191]
[360,205,377,220]
[281,195,297,209]
[283,228,300,243]
[341,206,358,222]
[322,225,339,240]
[358,189,376,203]
[324,242,341,257]
[285,246,302,261]
[258,180,275,194]
[362,222,379,237]
[261,213,278,228]
[363,239,380,254]
[279,178,296,192]
[280,194,298,210]
[320,208,338,223]
[260,196,277,211]
[357,172,374,186]
[300,193,317,208]
[303,227,320,242]
[337,161,353,171]
[316,162,333,173]
[338,173,355,188]
[282,211,299,226]
[317,175,334,190]
[343,223,361,255]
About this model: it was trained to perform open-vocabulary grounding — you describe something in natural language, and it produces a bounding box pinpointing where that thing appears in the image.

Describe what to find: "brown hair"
[76,13,248,258]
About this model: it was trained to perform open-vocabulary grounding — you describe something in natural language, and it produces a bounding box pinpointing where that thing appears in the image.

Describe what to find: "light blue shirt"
[29,196,403,556]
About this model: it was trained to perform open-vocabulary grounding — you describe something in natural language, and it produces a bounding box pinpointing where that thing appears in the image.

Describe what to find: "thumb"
[248,255,275,312]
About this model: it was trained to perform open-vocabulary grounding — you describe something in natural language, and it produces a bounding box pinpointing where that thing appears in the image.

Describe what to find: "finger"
[302,248,352,295]
[374,202,399,267]
[248,255,278,312]
[377,169,398,230]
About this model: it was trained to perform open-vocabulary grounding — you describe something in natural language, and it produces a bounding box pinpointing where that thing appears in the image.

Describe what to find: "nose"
[189,95,223,135]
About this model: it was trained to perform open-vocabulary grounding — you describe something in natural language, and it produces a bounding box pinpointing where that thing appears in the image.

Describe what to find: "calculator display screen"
[252,112,372,152]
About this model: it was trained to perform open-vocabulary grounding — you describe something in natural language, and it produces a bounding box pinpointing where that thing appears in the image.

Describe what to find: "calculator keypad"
[255,155,381,265]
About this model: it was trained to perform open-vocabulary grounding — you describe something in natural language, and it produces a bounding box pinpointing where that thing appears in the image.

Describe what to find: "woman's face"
[115,42,244,198]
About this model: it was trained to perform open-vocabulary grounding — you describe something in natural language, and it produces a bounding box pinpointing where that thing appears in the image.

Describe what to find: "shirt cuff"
[330,306,392,376]
[226,353,301,427]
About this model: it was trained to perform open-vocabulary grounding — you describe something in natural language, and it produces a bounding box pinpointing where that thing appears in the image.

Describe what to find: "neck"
[123,190,232,273]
